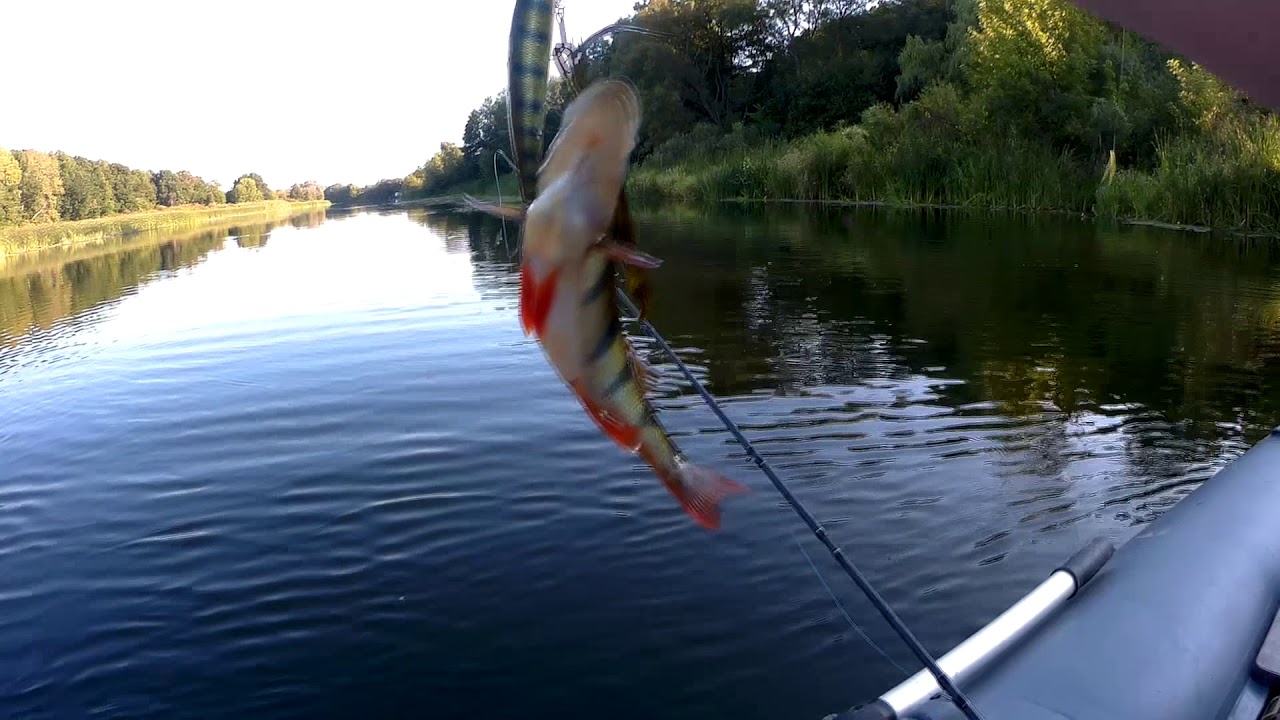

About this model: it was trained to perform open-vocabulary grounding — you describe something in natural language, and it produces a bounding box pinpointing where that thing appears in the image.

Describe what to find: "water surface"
[3,203,1280,719]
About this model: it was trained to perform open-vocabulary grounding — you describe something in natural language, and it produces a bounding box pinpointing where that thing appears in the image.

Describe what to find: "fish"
[506,0,557,205]
[503,0,655,320]
[472,79,749,529]
[605,189,652,318]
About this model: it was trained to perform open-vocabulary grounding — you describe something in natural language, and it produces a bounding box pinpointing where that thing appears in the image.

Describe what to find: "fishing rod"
[502,3,982,714]
[612,287,987,720]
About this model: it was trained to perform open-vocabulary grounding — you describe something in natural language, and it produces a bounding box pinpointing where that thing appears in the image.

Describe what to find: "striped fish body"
[536,247,747,530]
[511,2,652,319]
[493,78,747,529]
[507,0,556,204]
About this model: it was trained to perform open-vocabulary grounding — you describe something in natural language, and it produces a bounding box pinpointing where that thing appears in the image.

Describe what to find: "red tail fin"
[665,463,749,530]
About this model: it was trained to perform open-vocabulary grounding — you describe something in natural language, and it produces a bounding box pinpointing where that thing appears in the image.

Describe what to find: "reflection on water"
[2,203,1279,720]
[418,202,1280,442]
[416,200,1280,542]
[0,212,325,351]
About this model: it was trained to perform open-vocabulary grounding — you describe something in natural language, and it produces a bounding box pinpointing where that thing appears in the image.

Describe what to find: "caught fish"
[503,0,655,319]
[472,80,749,529]
[605,189,651,318]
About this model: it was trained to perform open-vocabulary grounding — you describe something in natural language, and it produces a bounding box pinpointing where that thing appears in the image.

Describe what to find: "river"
[2,203,1279,719]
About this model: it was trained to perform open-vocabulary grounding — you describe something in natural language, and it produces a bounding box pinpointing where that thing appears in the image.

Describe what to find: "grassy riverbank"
[398,0,1280,237]
[0,200,331,257]
[625,110,1280,235]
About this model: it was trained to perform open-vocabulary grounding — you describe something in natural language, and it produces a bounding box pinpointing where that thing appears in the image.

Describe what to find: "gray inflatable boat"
[831,428,1280,720]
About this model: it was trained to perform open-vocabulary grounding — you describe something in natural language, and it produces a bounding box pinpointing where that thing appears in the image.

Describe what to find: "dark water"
[3,203,1280,719]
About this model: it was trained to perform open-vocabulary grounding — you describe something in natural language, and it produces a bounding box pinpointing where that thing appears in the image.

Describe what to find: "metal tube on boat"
[860,538,1114,720]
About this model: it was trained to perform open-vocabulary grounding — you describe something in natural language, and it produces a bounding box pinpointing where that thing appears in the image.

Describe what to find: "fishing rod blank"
[614,287,987,720]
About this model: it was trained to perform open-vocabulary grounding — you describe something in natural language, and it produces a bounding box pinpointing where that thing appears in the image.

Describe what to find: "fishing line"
[491,150,520,258]
[790,526,911,677]
[614,287,987,720]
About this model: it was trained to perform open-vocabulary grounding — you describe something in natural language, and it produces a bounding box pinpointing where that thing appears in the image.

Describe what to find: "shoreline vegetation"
[0,200,331,257]
[1,142,331,256]
[327,0,1280,238]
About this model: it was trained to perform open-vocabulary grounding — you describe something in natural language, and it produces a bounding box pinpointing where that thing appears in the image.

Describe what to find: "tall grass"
[1096,115,1280,233]
[415,173,521,204]
[628,127,1094,213]
[629,83,1280,233]
[0,200,331,257]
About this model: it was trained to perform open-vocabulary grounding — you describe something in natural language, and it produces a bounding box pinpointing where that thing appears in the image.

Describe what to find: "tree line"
[0,147,327,227]
[380,0,1279,232]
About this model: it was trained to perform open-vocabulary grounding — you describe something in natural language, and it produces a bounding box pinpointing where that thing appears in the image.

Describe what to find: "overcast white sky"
[2,0,637,190]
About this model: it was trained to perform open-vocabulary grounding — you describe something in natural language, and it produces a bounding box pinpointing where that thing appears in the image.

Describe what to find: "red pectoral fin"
[570,380,642,452]
[519,265,559,336]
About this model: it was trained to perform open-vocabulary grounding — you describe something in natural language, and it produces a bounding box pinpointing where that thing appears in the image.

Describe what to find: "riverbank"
[0,200,331,257]
[623,119,1280,236]
[412,127,1280,238]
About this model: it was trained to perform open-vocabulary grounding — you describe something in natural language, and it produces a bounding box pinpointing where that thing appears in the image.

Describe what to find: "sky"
[3,0,638,190]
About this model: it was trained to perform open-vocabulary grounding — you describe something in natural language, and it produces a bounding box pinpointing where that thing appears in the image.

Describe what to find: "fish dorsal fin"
[537,79,641,217]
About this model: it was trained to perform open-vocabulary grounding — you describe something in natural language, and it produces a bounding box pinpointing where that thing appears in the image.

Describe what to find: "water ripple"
[1,207,1277,720]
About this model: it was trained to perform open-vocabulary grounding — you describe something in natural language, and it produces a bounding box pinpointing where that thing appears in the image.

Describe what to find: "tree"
[153,170,182,206]
[109,164,157,212]
[245,173,270,199]
[203,180,226,205]
[0,148,23,225]
[324,183,360,206]
[627,0,770,130]
[461,93,512,180]
[57,153,116,220]
[14,150,64,223]
[966,0,1106,144]
[227,176,264,203]
[288,181,324,201]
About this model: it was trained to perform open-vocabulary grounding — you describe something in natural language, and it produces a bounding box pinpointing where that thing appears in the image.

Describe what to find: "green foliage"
[0,142,327,236]
[14,150,64,223]
[629,85,1096,212]
[0,200,329,257]
[108,164,158,213]
[0,148,22,225]
[1096,115,1280,232]
[244,173,270,199]
[390,0,1280,232]
[966,0,1106,147]
[323,184,360,205]
[56,154,116,221]
[321,179,404,208]
[1168,58,1244,134]
[228,176,265,204]
[462,93,512,180]
[287,181,325,201]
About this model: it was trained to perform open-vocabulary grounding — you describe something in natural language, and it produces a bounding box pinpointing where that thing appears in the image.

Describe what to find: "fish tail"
[657,459,750,531]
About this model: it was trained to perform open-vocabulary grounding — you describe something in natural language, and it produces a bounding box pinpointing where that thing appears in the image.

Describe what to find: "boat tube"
[830,427,1280,720]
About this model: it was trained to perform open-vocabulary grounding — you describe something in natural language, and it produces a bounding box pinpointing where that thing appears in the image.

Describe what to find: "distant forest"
[330,0,1280,233]
[0,148,326,227]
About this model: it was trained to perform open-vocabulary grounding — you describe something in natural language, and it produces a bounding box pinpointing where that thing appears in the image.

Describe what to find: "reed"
[0,200,331,257]
[1095,116,1280,233]
[628,95,1280,232]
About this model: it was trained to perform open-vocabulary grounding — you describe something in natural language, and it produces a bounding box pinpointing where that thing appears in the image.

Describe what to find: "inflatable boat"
[831,427,1280,720]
